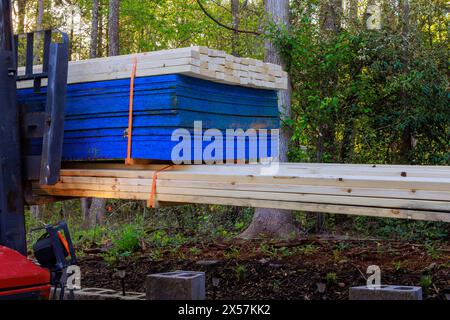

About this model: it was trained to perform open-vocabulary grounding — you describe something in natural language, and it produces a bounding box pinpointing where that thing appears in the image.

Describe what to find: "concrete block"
[349,285,423,300]
[146,271,206,300]
[56,287,146,300]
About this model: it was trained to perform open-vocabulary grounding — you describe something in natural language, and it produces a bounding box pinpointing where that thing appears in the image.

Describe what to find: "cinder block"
[349,285,423,300]
[146,271,206,300]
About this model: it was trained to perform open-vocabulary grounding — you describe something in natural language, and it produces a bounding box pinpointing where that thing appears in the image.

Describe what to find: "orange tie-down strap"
[125,57,138,166]
[147,165,174,208]
[57,231,70,257]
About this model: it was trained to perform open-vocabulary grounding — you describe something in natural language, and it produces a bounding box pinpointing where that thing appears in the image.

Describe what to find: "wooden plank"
[37,180,449,211]
[61,162,450,172]
[31,161,450,222]
[32,188,450,222]
[17,46,288,91]
[57,168,450,191]
[55,176,450,201]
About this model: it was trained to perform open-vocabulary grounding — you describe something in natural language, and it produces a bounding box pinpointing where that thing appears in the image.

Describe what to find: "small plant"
[279,246,292,257]
[424,242,441,259]
[148,230,170,247]
[235,265,247,281]
[420,275,433,293]
[149,249,163,261]
[325,272,338,285]
[189,247,201,255]
[296,244,317,256]
[224,246,241,260]
[114,224,144,253]
[393,261,404,273]
[272,280,282,292]
[332,249,342,261]
[334,242,349,252]
[234,221,246,231]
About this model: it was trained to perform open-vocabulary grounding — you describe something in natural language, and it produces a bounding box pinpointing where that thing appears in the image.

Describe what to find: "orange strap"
[126,57,138,166]
[148,165,173,208]
[57,231,70,257]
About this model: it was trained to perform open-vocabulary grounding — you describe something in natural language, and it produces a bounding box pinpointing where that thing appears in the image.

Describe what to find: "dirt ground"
[78,237,450,300]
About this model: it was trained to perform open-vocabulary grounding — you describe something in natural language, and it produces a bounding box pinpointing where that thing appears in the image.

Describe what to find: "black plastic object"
[33,233,69,269]
[31,221,77,300]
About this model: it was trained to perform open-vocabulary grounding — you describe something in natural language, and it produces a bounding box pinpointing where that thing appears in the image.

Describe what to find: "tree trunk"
[314,0,342,233]
[17,0,26,33]
[231,0,240,56]
[33,0,44,64]
[31,205,43,220]
[69,6,75,60]
[398,0,411,164]
[80,198,92,223]
[37,0,44,30]
[80,0,120,227]
[31,0,46,217]
[90,0,99,58]
[85,198,106,228]
[108,0,120,56]
[239,0,298,240]
[98,3,104,57]
[321,0,342,31]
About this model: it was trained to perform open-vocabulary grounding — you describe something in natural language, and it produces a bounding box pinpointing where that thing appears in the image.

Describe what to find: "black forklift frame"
[0,0,69,255]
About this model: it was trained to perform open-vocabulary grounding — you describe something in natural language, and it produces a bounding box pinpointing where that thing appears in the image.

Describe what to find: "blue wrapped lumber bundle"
[18,74,280,163]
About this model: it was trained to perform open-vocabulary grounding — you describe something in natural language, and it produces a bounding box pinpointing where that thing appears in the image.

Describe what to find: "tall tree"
[231,0,240,56]
[36,0,44,30]
[83,0,121,227]
[108,0,120,56]
[90,0,99,58]
[97,1,104,57]
[17,0,26,33]
[398,0,412,164]
[239,0,298,239]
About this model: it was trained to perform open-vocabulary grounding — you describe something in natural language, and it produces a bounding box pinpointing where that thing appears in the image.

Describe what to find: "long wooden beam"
[32,163,450,223]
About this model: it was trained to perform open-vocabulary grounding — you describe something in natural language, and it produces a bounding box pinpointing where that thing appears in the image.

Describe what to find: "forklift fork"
[15,30,69,186]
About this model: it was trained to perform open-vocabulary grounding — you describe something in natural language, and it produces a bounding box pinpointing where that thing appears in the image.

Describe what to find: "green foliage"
[424,242,442,259]
[224,246,241,260]
[113,224,144,254]
[271,0,448,166]
[103,223,144,265]
[392,261,404,273]
[296,244,318,256]
[325,272,338,284]
[149,248,164,261]
[235,264,247,281]
[420,275,433,292]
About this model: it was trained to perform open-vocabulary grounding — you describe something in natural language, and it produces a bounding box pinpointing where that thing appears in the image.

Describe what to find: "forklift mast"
[0,0,27,255]
[0,0,69,256]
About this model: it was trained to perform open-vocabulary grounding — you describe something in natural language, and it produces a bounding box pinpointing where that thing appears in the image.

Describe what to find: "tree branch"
[196,0,261,36]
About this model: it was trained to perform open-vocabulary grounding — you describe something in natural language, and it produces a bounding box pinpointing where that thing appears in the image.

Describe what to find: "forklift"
[0,0,77,300]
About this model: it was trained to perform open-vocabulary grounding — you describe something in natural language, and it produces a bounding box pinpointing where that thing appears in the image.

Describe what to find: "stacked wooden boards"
[18,74,280,162]
[17,46,288,91]
[33,163,450,222]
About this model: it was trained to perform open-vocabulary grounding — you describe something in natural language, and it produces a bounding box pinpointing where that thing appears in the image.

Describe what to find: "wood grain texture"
[17,46,288,90]
[32,163,450,222]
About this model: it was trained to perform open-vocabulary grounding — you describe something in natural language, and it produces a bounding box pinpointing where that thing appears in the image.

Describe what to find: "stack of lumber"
[33,163,450,222]
[17,46,288,90]
[18,74,279,162]
[18,46,284,163]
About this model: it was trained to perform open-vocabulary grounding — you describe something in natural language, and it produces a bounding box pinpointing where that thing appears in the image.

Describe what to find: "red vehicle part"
[0,245,51,300]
